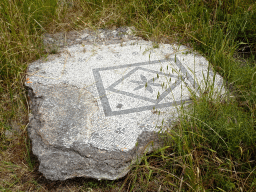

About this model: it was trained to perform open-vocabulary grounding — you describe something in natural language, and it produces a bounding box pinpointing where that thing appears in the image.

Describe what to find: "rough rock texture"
[27,84,161,180]
[43,26,139,53]
[26,27,226,181]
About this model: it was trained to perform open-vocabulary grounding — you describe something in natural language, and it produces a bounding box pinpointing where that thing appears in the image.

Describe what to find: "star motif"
[130,74,161,93]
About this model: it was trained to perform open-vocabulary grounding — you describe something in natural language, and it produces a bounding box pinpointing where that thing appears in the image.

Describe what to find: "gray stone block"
[25,29,226,181]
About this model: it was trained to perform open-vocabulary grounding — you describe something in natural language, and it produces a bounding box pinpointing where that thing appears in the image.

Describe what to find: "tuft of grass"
[0,0,256,191]
[121,93,256,191]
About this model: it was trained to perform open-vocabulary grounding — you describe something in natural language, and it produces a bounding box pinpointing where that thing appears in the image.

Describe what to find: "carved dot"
[116,103,123,109]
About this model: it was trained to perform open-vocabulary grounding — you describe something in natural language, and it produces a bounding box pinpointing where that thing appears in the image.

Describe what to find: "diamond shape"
[92,58,198,116]
[107,67,181,104]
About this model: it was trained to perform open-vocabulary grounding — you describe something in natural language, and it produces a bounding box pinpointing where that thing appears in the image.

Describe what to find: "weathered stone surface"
[25,28,226,181]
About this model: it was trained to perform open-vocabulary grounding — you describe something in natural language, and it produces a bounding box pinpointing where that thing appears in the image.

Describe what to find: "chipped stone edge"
[26,86,164,181]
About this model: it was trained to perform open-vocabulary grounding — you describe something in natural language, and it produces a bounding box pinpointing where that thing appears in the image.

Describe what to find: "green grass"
[0,0,256,191]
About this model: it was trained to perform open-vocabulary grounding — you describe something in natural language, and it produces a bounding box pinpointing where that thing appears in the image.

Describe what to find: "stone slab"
[25,29,226,181]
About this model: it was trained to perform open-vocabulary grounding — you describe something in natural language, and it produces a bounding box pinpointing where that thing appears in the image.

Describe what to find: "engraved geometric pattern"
[93,58,197,116]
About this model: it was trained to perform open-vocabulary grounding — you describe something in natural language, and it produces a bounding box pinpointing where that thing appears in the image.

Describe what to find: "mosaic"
[93,58,197,116]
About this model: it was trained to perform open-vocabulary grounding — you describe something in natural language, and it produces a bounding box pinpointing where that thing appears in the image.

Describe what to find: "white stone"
[25,38,226,181]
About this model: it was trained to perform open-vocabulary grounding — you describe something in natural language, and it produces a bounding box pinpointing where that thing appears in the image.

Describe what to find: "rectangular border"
[92,58,198,116]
